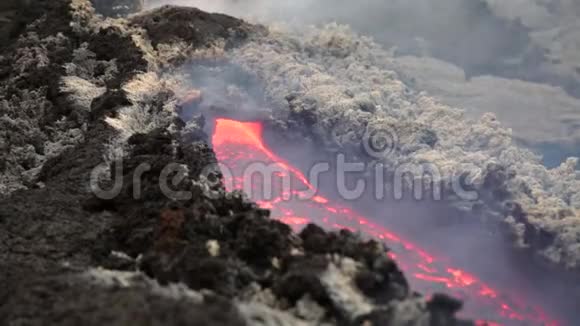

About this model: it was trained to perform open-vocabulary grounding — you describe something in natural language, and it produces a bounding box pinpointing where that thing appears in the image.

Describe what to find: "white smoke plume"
[144,0,580,149]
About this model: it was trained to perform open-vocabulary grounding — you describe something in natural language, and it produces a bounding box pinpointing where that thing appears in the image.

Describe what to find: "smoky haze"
[145,0,536,80]
[148,0,580,163]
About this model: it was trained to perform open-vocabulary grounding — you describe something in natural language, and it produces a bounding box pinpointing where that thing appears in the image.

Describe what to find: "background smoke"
[146,0,580,162]
[143,0,566,80]
[150,0,531,75]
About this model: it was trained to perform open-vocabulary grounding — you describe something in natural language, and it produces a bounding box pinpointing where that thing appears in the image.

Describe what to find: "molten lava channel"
[212,118,559,326]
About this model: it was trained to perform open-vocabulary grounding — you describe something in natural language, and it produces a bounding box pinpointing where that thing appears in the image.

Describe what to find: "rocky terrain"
[152,0,580,271]
[0,1,472,325]
[2,0,580,324]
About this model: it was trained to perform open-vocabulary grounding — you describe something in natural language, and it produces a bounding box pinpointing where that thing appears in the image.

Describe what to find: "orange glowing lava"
[212,118,559,326]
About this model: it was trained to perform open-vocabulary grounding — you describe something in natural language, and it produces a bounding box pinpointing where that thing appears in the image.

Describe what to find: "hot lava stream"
[211,118,559,326]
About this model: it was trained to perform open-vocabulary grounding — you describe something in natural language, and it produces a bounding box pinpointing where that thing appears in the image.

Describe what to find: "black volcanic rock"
[0,269,247,326]
[129,5,256,49]
[87,25,149,87]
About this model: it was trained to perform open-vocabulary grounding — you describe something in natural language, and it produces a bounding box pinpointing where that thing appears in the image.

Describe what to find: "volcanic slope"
[0,1,473,326]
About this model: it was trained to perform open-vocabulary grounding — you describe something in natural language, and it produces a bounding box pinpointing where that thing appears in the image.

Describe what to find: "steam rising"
[146,0,580,147]
[143,0,535,76]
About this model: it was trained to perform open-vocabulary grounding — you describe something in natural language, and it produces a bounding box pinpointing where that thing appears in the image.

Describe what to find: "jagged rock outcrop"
[129,5,255,49]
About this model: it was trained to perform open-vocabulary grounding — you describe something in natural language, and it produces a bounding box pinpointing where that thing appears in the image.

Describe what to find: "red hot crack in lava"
[212,118,559,326]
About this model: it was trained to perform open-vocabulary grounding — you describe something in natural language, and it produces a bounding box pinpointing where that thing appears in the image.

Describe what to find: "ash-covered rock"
[230,23,580,270]
[0,0,138,197]
[0,268,247,326]
[0,1,472,325]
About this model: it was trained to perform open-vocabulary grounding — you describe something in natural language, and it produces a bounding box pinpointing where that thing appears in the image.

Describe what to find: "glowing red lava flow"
[212,118,559,326]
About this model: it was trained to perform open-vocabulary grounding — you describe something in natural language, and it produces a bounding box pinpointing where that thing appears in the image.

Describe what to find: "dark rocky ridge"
[129,5,255,48]
[0,1,472,325]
